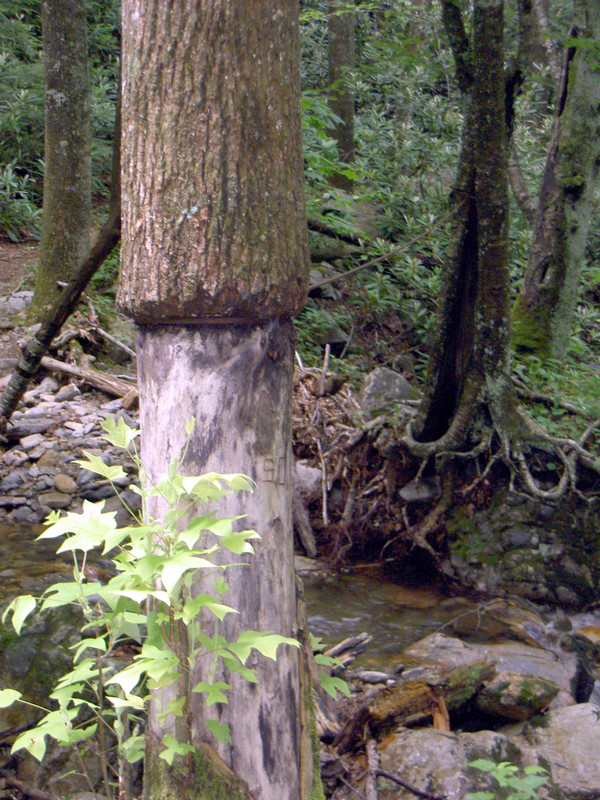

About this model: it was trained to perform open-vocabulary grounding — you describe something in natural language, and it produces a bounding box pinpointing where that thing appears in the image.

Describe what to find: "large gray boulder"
[379,728,565,800]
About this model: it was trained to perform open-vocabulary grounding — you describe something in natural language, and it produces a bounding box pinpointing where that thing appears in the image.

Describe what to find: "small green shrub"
[464,759,549,800]
[0,160,40,240]
[0,416,298,798]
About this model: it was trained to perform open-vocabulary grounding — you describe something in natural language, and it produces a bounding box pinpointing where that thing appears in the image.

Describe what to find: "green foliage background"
[0,0,599,431]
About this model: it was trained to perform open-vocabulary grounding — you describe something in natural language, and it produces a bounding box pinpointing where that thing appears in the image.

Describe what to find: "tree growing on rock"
[398,0,599,550]
[118,1,319,798]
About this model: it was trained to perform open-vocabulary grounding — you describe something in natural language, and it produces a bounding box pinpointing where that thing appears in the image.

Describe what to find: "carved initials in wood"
[260,457,287,485]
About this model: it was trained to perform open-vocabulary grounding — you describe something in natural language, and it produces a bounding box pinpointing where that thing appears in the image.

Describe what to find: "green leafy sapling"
[1,416,299,797]
[464,759,550,800]
[309,633,351,700]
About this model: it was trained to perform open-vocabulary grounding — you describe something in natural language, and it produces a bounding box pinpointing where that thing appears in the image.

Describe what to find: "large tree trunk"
[327,0,355,192]
[31,0,91,318]
[138,322,304,800]
[415,0,513,446]
[512,1,600,360]
[119,2,316,798]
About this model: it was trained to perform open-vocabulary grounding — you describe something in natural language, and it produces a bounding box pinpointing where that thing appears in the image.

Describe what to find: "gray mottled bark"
[120,1,316,797]
[512,1,600,360]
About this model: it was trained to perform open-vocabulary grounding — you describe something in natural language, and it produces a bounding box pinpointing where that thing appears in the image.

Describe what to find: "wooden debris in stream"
[293,365,413,564]
[333,659,494,754]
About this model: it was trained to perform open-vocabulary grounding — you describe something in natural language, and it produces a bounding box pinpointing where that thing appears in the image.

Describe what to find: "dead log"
[334,660,494,754]
[325,632,372,676]
[292,485,317,557]
[39,356,136,400]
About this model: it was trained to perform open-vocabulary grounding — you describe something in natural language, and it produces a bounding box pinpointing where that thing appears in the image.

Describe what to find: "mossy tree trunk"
[328,0,355,192]
[414,0,515,447]
[512,1,600,360]
[119,2,319,799]
[31,0,91,319]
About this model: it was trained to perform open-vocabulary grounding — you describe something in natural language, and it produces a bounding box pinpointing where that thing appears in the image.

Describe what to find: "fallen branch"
[375,769,447,800]
[308,216,365,247]
[0,768,63,800]
[39,355,136,400]
[0,207,121,432]
[309,203,463,292]
[324,632,372,675]
[513,377,595,419]
[92,325,136,361]
[365,739,380,800]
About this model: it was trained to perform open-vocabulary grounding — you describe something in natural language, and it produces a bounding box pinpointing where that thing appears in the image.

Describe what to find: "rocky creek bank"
[1,314,600,796]
[3,557,600,798]
[0,374,141,529]
[0,322,599,611]
[310,592,600,800]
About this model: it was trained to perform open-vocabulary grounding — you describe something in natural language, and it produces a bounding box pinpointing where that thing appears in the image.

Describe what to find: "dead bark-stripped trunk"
[327,0,355,191]
[512,1,600,360]
[32,0,91,318]
[119,2,315,799]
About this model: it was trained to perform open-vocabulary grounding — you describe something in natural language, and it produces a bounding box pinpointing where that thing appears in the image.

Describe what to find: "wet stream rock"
[444,489,600,607]
[329,601,600,799]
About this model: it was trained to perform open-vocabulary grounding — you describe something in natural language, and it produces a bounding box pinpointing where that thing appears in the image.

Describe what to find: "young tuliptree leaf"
[38,500,118,552]
[160,553,216,594]
[75,451,128,482]
[0,688,22,707]
[159,733,195,765]
[100,415,140,449]
[121,733,146,763]
[70,636,107,663]
[2,594,37,634]
[228,631,300,664]
[177,593,237,624]
[319,674,351,699]
[205,719,232,745]
[192,681,231,705]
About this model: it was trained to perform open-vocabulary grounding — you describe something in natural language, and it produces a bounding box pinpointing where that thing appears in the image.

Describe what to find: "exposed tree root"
[400,382,600,508]
[293,362,599,565]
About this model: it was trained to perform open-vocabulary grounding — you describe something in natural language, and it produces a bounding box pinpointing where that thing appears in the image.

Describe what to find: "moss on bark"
[143,740,252,800]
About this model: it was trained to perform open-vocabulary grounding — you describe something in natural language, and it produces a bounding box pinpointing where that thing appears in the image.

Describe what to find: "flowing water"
[302,567,461,668]
[1,525,460,668]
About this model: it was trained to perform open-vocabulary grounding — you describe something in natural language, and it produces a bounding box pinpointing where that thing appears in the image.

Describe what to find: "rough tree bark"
[31,0,91,318]
[398,0,599,533]
[118,2,318,799]
[328,0,355,191]
[413,0,514,448]
[512,1,600,360]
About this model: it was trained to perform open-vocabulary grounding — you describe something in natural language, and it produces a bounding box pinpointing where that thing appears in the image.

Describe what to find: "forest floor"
[0,237,38,291]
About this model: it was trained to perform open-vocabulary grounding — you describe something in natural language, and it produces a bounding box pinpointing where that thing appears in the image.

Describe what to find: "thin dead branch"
[375,769,447,800]
[365,740,380,800]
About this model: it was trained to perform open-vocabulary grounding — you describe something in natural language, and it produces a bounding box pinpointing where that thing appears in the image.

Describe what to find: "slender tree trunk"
[0,88,121,432]
[328,0,355,191]
[512,1,600,360]
[119,2,317,798]
[31,0,91,318]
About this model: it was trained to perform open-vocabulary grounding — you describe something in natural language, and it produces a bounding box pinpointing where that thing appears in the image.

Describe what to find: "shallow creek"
[1,526,462,666]
[302,567,462,668]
